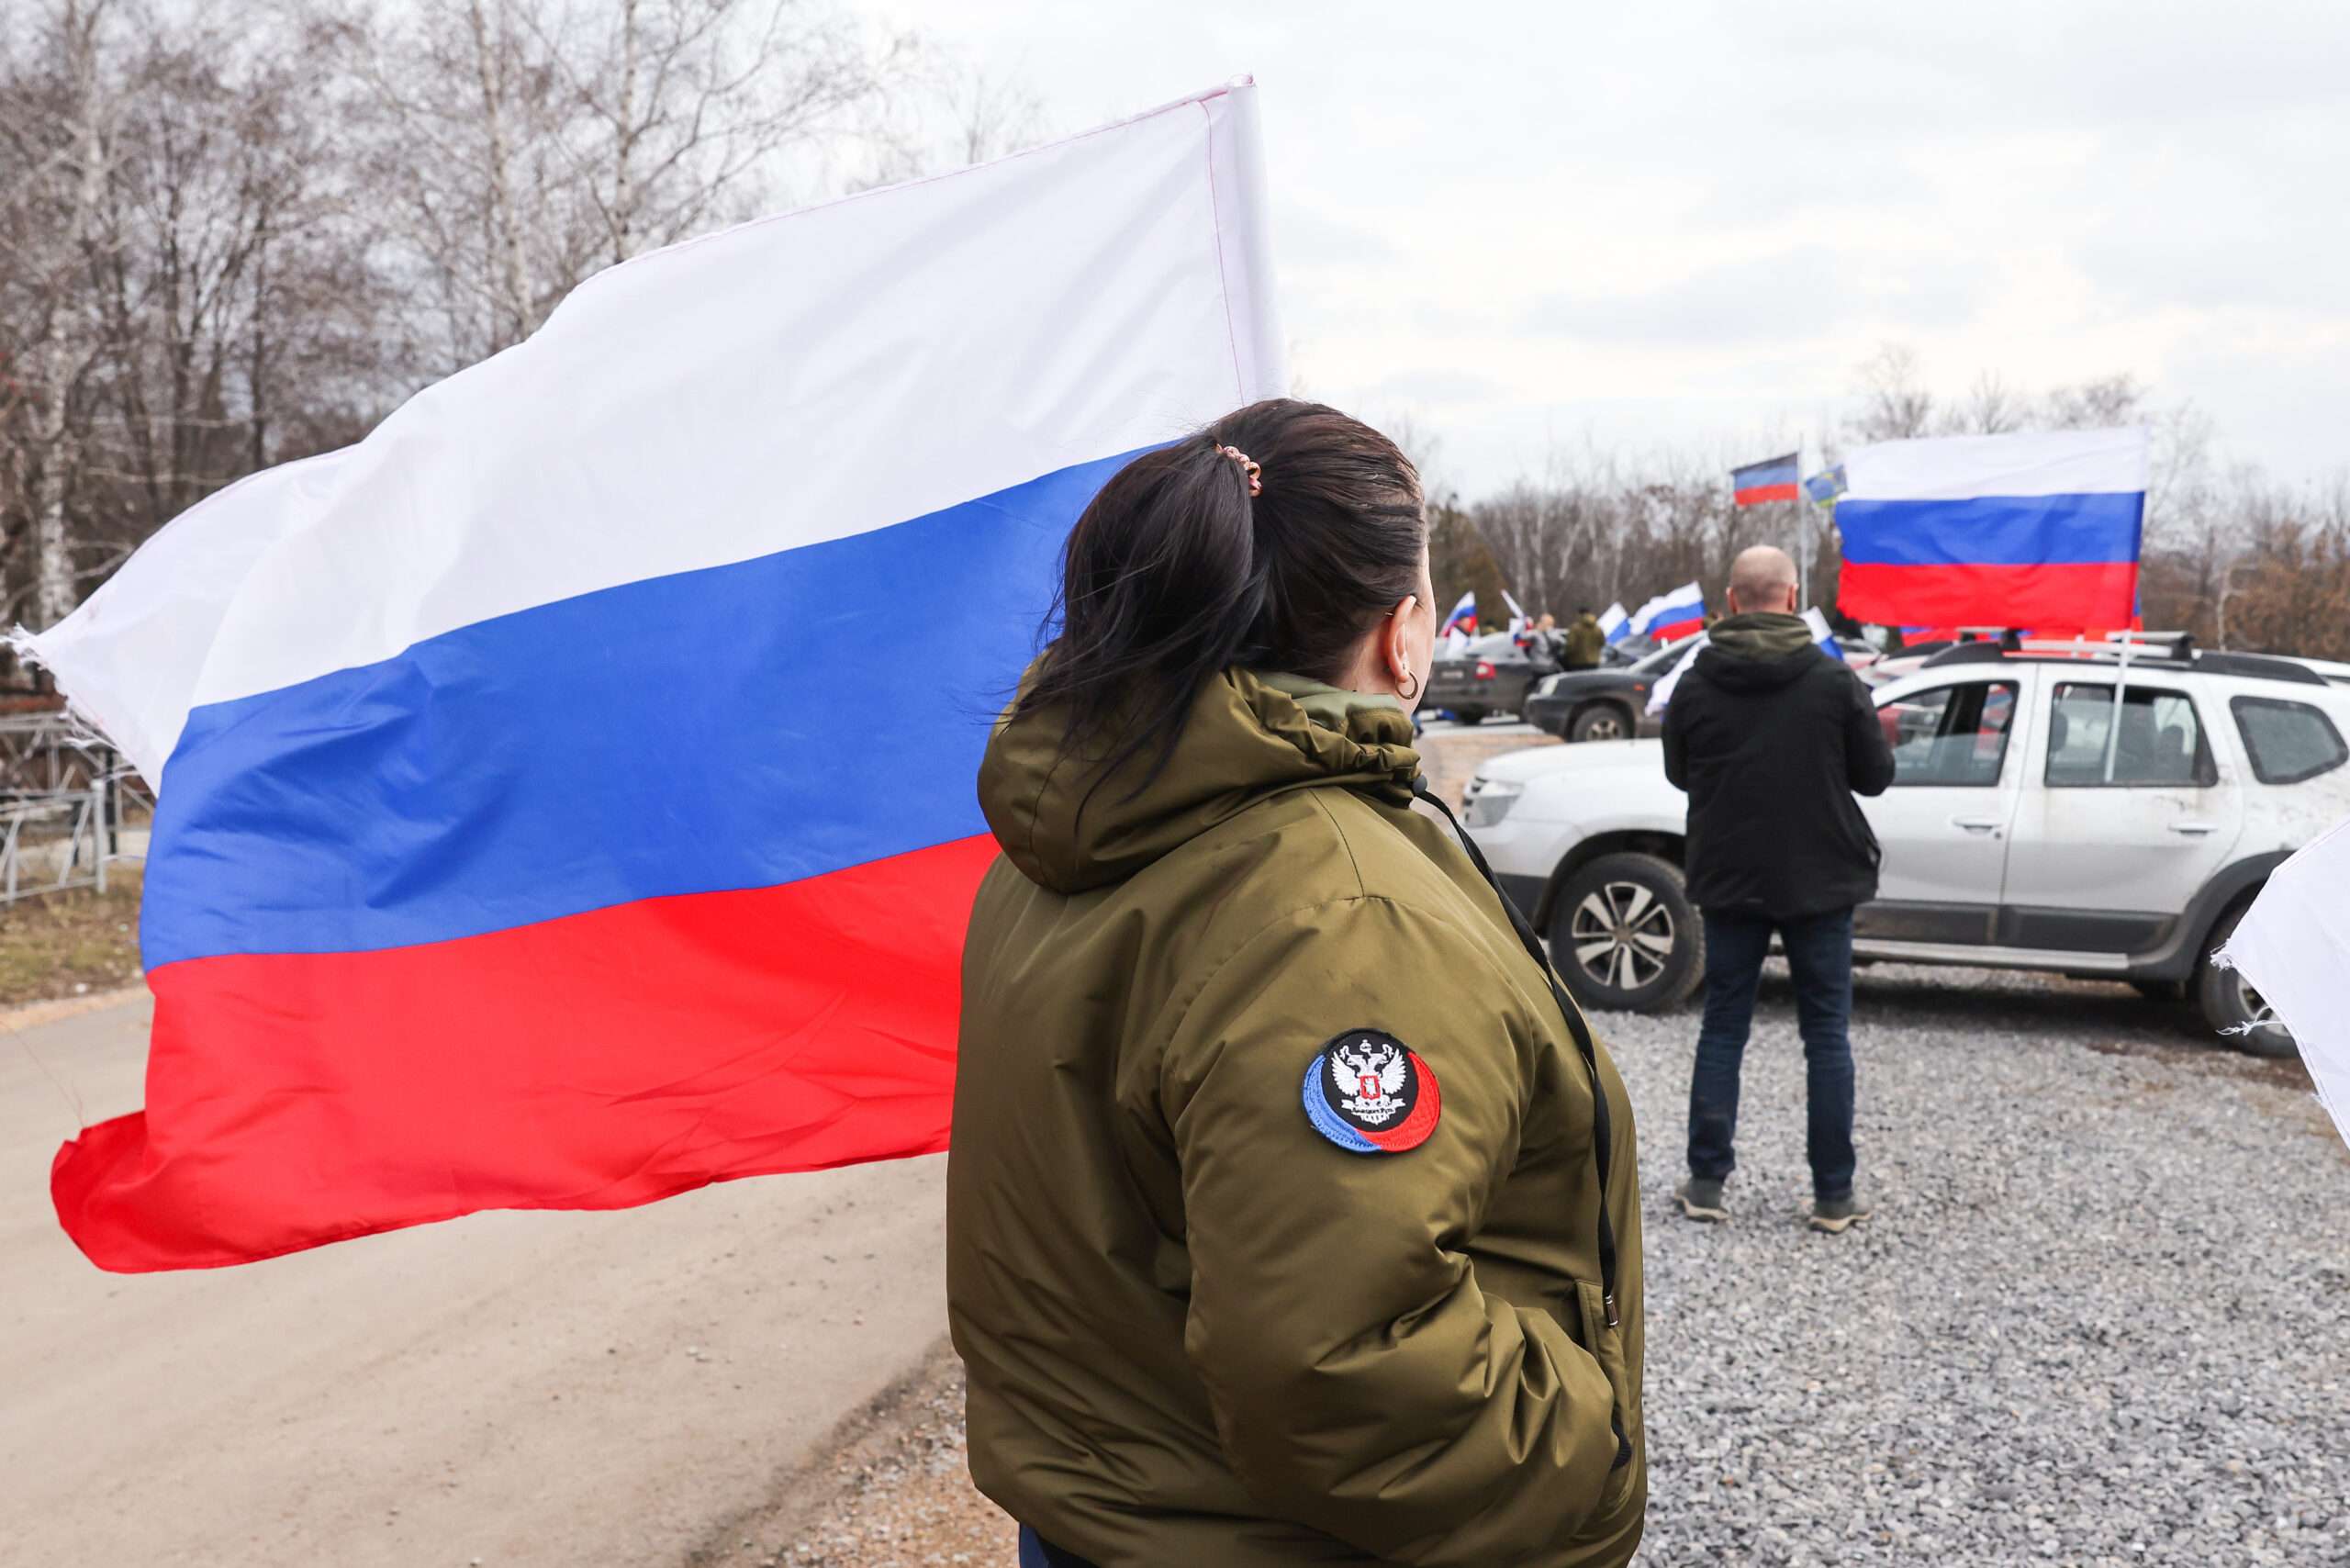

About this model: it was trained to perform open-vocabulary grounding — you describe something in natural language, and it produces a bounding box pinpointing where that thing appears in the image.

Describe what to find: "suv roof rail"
[1917,641,2329,687]
[2194,651,2328,687]
[1919,643,2009,667]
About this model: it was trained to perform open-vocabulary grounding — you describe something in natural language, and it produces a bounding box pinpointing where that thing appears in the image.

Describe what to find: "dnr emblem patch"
[1302,1029,1441,1155]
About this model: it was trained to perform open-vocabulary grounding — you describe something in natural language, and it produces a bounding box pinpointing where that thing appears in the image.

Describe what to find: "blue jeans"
[1018,1526,1093,1568]
[1686,906,1857,1200]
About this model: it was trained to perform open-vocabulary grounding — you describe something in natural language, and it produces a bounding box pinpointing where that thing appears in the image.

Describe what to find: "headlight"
[1463,777,1523,828]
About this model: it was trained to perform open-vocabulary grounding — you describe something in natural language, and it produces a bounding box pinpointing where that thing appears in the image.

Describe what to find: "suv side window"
[1881,680,2018,787]
[2046,683,2216,788]
[2231,696,2349,784]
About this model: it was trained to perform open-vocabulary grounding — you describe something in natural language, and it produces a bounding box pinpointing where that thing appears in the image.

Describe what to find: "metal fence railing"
[0,710,145,906]
[0,790,108,902]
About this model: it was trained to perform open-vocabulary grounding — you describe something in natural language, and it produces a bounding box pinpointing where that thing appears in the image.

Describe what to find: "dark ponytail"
[1018,398,1425,781]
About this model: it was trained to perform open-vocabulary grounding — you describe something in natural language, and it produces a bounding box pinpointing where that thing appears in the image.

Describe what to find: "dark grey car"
[1521,640,1695,741]
[1425,632,1561,723]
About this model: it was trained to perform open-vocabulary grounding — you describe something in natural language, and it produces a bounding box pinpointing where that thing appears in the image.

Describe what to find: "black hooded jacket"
[1662,612,1897,920]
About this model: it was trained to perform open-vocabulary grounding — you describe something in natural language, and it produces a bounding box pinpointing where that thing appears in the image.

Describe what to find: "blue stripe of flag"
[1733,453,1799,489]
[140,449,1137,968]
[1837,491,2144,567]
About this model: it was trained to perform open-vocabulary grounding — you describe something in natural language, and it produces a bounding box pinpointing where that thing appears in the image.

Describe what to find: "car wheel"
[2196,902,2295,1058]
[1455,707,1488,725]
[1546,852,1703,1014]
[1569,703,1630,744]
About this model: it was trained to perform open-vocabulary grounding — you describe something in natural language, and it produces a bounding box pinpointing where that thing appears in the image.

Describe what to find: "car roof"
[1918,641,2329,688]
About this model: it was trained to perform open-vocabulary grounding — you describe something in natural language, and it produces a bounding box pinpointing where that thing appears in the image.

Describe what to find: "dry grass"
[0,868,144,1006]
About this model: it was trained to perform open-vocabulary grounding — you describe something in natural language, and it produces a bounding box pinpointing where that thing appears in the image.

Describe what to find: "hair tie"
[1216,443,1263,498]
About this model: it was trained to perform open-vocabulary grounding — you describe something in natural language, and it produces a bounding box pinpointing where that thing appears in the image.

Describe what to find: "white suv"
[1462,644,2350,1055]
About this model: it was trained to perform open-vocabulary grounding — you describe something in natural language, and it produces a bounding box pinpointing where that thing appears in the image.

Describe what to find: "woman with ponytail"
[949,399,1647,1568]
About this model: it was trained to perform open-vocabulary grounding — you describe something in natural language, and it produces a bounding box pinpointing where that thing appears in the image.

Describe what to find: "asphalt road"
[1,991,948,1568]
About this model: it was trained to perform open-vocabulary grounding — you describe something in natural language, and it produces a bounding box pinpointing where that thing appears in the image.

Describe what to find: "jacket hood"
[1695,611,1825,692]
[978,665,1421,894]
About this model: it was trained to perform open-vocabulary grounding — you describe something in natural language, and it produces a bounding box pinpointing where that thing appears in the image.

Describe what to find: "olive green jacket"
[1562,614,1607,669]
[949,667,1645,1567]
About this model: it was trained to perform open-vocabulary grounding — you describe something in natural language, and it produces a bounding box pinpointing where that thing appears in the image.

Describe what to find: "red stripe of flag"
[53,835,995,1271]
[1734,481,1799,506]
[1838,561,2138,631]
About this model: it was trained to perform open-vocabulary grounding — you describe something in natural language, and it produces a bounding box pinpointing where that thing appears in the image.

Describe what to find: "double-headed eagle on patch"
[1330,1036,1410,1126]
[1302,1027,1442,1155]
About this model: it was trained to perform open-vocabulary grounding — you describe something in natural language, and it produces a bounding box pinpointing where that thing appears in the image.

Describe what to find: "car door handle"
[1951,816,2004,834]
[2169,822,2218,836]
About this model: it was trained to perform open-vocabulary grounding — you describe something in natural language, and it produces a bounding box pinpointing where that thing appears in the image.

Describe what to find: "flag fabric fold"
[2218,817,2350,1151]
[1836,428,2147,630]
[1599,601,1629,645]
[27,81,1284,1271]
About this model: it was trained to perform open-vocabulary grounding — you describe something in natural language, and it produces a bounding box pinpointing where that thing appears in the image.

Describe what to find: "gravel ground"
[778,964,2350,1566]
[1619,963,2350,1566]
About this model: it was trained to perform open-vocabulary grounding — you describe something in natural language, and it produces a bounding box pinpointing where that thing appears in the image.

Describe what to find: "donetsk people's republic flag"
[1836,428,2148,630]
[1731,452,1800,506]
[24,82,1283,1271]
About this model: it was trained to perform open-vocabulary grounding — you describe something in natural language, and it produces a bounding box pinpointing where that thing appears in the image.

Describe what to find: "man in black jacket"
[1662,546,1896,1232]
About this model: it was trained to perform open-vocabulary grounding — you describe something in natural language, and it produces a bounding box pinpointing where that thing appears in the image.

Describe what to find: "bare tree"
[1953,370,2027,435]
[339,0,911,368]
[1846,342,1933,444]
[849,53,1046,191]
[0,0,1015,644]
[531,0,901,266]
[0,0,125,628]
[2042,373,2143,431]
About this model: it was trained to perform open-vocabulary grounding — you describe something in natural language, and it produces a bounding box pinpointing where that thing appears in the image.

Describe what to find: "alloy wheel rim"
[1583,711,1625,740]
[2230,967,2291,1047]
[1568,880,1674,991]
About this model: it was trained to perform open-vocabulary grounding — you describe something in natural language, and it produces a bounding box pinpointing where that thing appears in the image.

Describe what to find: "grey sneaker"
[1674,1177,1729,1222]
[1808,1193,1874,1233]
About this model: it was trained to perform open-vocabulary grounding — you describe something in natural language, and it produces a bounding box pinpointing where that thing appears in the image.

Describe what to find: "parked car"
[1463,641,2350,1055]
[1425,631,1560,723]
[1522,639,1700,742]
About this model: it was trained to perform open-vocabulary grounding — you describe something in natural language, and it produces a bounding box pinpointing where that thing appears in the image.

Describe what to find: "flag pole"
[1796,437,1813,610]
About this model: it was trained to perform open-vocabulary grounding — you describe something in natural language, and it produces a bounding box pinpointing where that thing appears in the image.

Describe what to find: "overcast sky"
[869,0,2345,500]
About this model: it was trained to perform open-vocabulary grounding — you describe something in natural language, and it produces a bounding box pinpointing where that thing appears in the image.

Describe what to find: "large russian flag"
[1837,428,2148,629]
[22,83,1282,1271]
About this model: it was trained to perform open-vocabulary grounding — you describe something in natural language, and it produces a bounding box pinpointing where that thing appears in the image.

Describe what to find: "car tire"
[1569,702,1632,744]
[2196,902,2295,1058]
[1546,852,1704,1014]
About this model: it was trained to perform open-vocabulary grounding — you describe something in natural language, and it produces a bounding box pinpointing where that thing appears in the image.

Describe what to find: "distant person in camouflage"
[1563,606,1607,669]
